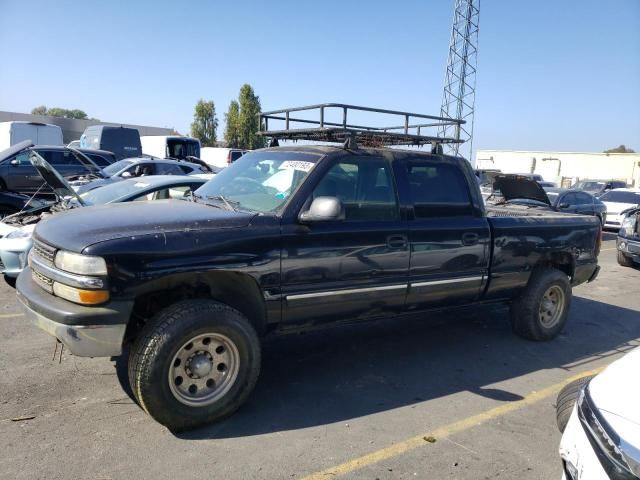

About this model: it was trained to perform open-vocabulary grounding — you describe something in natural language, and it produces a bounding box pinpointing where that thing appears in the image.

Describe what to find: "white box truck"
[140,136,201,160]
[0,121,63,150]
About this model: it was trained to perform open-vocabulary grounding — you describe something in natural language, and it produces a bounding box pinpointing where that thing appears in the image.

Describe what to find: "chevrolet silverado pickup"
[16,106,601,431]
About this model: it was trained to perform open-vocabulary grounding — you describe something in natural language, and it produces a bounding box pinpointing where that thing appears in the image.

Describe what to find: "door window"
[562,193,578,206]
[311,157,398,221]
[10,152,30,165]
[406,163,473,217]
[574,193,593,205]
[156,163,185,175]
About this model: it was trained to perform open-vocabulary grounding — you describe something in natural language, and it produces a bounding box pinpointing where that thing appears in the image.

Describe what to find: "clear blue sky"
[1,0,638,153]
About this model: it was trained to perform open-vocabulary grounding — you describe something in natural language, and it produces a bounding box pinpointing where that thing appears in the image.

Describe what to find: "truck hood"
[29,151,87,206]
[34,200,256,252]
[492,175,551,206]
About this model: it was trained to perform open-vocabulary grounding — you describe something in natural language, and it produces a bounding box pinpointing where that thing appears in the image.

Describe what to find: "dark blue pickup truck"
[16,106,601,431]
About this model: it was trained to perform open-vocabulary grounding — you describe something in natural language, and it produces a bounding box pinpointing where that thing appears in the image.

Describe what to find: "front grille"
[32,239,56,265]
[32,269,54,294]
[0,257,4,271]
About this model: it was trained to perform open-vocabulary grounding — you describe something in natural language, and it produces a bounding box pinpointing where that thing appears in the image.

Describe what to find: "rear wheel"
[510,268,572,341]
[556,375,594,433]
[617,250,634,267]
[3,276,16,288]
[128,299,261,432]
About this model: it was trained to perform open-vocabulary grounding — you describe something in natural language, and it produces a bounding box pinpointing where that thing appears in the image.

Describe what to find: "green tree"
[224,100,241,148]
[31,105,47,115]
[190,99,218,147]
[604,145,635,154]
[39,107,89,119]
[237,84,265,150]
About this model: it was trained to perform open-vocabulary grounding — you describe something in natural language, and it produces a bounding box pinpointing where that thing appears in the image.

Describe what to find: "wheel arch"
[534,251,575,279]
[127,271,269,341]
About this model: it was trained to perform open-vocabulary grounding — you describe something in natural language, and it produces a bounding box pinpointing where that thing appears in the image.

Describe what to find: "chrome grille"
[32,239,56,265]
[32,269,53,293]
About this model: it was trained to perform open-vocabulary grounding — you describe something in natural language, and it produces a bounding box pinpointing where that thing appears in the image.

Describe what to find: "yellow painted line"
[302,367,605,480]
[0,313,23,318]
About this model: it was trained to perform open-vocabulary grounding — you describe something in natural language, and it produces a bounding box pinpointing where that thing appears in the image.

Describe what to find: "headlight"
[5,228,32,239]
[621,216,637,237]
[54,250,108,275]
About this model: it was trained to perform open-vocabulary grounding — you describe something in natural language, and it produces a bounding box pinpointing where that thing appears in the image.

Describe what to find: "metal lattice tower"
[439,0,480,160]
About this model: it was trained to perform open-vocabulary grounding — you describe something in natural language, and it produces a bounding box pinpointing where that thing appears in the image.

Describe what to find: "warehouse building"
[474,149,640,188]
[0,111,173,145]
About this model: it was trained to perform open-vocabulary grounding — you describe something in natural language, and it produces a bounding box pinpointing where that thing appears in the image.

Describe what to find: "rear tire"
[617,250,634,267]
[128,299,261,432]
[3,275,16,288]
[510,268,571,341]
[556,375,594,433]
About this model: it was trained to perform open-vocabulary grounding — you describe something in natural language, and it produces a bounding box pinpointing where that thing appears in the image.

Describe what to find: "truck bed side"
[483,213,600,301]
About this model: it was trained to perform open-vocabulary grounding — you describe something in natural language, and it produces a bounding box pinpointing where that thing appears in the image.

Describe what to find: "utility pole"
[439,0,480,161]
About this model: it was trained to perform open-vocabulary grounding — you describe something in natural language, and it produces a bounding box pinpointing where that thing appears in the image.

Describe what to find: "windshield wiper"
[194,194,239,212]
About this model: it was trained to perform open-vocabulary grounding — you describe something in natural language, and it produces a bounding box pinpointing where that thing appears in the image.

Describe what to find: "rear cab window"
[403,160,474,218]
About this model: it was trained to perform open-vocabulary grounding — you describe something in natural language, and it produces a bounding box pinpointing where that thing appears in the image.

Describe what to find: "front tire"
[556,375,594,433]
[510,268,572,341]
[128,299,261,432]
[617,250,634,267]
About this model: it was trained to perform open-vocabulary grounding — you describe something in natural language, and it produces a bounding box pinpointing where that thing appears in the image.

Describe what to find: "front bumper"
[617,237,640,263]
[559,406,608,480]
[16,269,133,357]
[0,236,32,278]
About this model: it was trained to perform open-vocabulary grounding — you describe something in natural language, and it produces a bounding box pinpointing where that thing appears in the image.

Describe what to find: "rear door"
[397,158,491,309]
[281,154,409,325]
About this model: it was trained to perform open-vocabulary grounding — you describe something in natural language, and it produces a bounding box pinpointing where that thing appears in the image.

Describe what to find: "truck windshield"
[194,151,320,212]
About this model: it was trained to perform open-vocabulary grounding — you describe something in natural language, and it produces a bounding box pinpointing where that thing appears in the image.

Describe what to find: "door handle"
[462,232,479,246]
[386,235,408,249]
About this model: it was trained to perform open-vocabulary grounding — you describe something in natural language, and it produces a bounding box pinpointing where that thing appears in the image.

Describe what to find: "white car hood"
[589,347,640,445]
[602,201,636,215]
[0,222,19,238]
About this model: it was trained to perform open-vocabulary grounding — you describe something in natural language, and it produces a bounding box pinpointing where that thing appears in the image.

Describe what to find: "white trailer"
[0,121,63,150]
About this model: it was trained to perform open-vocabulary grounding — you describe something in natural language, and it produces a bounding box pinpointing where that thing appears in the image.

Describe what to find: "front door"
[281,155,409,325]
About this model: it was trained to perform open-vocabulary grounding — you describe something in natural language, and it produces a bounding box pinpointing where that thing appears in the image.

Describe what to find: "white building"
[474,150,640,188]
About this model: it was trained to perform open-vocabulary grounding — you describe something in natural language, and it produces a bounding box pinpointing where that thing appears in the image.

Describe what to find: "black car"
[0,141,108,196]
[544,188,607,224]
[16,103,601,431]
[0,191,48,219]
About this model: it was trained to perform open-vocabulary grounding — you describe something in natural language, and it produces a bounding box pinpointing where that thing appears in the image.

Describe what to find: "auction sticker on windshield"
[279,160,314,172]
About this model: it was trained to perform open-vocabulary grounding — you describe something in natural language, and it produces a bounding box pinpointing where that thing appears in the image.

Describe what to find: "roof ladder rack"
[258,103,465,149]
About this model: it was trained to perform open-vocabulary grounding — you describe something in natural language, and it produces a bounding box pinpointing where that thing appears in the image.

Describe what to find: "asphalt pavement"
[1,233,638,480]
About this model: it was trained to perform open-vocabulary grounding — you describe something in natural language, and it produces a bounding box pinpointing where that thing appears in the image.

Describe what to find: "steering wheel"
[223,177,268,195]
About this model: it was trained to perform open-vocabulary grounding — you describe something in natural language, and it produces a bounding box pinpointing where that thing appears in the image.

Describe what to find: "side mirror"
[121,171,132,178]
[299,197,345,223]
[559,202,570,209]
[10,159,19,166]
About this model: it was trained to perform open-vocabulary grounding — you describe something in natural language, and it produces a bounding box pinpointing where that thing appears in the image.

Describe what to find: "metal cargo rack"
[258,103,465,149]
